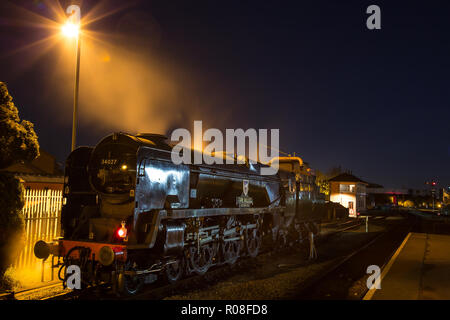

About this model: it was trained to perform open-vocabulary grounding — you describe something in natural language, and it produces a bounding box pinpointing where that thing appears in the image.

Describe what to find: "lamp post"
[62,5,81,151]
[431,182,436,212]
[426,180,438,212]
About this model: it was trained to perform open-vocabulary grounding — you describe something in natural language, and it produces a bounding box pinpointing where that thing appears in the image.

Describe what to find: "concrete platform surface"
[367,232,450,300]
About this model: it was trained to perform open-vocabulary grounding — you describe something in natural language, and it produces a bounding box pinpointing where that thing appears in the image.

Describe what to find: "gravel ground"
[165,220,392,300]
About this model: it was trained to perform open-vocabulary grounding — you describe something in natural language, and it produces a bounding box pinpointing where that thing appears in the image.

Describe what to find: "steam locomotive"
[34,132,334,295]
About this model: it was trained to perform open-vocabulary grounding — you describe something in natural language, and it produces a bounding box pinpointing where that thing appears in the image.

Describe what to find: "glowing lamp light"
[117,221,127,238]
[62,22,80,38]
[121,164,128,170]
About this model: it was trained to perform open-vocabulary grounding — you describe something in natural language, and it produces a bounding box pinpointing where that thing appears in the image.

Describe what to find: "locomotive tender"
[34,132,326,295]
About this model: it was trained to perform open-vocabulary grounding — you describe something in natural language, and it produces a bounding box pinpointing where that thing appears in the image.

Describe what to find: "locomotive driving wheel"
[222,240,241,265]
[246,228,261,258]
[276,229,288,249]
[189,245,213,275]
[118,261,144,296]
[165,256,185,283]
[297,222,309,244]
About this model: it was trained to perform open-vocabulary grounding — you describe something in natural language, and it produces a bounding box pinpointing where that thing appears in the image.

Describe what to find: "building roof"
[328,173,367,184]
[367,182,384,188]
[14,173,64,184]
[1,149,63,176]
[368,188,408,195]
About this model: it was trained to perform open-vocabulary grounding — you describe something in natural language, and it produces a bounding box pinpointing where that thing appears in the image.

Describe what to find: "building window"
[339,184,355,193]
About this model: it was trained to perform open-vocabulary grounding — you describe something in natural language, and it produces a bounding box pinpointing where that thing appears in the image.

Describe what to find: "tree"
[0,82,39,167]
[0,82,39,290]
[315,170,330,197]
[315,166,347,198]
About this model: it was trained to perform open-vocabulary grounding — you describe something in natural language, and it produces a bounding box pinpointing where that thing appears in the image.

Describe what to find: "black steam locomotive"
[34,132,332,295]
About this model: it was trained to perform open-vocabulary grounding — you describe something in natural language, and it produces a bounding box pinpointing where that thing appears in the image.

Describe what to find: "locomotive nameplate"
[236,195,253,208]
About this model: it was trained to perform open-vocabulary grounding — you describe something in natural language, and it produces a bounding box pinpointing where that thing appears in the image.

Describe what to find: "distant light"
[121,164,128,170]
[62,22,79,38]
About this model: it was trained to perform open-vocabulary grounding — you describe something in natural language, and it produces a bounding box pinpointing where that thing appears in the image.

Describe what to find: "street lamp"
[62,21,79,38]
[62,5,81,151]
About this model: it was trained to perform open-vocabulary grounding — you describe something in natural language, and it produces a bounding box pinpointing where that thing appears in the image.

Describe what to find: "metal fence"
[14,189,62,269]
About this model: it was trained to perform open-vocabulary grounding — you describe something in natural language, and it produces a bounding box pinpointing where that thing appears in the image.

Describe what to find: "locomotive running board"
[164,206,285,220]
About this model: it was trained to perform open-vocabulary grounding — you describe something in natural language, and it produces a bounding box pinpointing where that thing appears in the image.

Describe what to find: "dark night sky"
[0,0,449,189]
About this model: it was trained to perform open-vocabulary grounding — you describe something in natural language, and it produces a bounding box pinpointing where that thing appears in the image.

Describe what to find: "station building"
[328,173,367,217]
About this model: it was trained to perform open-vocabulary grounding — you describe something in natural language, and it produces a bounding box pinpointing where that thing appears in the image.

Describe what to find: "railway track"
[294,217,413,299]
[15,283,67,300]
[0,282,69,301]
[42,218,363,300]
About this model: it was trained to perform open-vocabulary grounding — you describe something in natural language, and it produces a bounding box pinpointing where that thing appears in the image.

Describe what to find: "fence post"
[41,259,45,282]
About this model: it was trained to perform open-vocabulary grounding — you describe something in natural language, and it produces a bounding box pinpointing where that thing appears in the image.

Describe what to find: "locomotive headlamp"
[117,221,127,238]
[99,246,115,266]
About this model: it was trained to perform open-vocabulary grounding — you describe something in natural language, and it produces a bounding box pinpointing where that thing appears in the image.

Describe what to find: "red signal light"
[117,221,127,238]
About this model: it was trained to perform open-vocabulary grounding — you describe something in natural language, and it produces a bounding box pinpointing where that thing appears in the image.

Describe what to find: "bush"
[0,82,39,290]
[0,175,25,290]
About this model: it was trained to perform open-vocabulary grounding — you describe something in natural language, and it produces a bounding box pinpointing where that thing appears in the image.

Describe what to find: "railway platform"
[365,232,450,300]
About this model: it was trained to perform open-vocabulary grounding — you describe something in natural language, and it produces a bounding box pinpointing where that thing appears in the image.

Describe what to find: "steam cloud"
[50,11,219,138]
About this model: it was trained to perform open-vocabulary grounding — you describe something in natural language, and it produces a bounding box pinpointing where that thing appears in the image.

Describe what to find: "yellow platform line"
[363,232,412,300]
